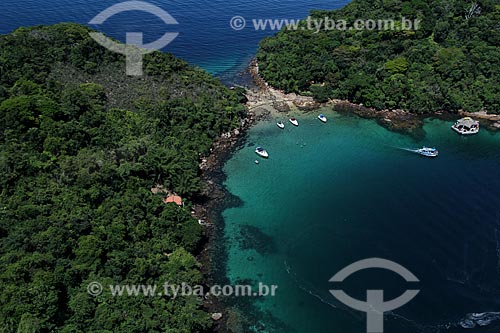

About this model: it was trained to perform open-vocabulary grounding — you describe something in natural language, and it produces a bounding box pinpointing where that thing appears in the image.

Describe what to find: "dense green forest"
[257,0,500,113]
[0,23,245,332]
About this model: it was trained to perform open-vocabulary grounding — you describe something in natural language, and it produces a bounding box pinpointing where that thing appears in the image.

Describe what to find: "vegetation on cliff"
[257,0,500,113]
[0,23,245,332]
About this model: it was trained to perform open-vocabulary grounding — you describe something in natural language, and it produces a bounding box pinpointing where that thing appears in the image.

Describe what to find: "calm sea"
[3,1,500,332]
[1,0,349,82]
[221,112,500,332]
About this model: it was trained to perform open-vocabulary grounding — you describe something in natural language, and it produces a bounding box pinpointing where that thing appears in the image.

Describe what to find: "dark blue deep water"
[3,2,500,333]
[222,114,500,333]
[1,0,349,80]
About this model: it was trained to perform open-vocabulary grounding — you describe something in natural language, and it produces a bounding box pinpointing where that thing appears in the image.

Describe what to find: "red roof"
[164,195,183,206]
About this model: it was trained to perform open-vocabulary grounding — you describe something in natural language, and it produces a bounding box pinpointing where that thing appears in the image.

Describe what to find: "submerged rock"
[237,225,277,255]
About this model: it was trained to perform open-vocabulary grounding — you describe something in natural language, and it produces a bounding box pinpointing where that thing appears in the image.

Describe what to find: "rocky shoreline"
[192,83,271,332]
[196,58,500,332]
[194,61,422,331]
[248,59,424,133]
[248,59,500,133]
[459,111,500,131]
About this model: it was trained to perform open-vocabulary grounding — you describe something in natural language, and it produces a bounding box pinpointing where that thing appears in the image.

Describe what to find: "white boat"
[277,122,285,129]
[416,147,439,157]
[289,117,299,126]
[255,147,269,158]
[318,114,327,123]
[452,117,479,135]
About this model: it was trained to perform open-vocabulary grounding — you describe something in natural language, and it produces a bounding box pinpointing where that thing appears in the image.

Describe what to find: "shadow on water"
[236,225,277,256]
[206,134,289,333]
[213,104,500,333]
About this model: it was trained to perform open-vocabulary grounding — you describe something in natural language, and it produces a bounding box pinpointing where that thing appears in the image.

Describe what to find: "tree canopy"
[0,23,246,332]
[257,0,500,113]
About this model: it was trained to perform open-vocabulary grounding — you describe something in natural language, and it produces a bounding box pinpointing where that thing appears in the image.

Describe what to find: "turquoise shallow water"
[221,111,500,332]
[4,2,500,331]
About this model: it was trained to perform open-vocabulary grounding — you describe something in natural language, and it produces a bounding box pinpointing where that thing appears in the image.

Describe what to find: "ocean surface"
[4,2,500,332]
[1,0,349,82]
[221,112,500,332]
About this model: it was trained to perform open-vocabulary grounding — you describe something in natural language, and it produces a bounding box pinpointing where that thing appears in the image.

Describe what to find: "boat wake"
[386,145,423,154]
[401,147,421,153]
[393,146,439,157]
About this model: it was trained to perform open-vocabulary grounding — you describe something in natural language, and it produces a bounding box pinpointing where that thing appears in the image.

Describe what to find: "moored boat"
[277,121,285,129]
[452,117,479,135]
[255,147,269,158]
[289,117,299,126]
[318,114,327,123]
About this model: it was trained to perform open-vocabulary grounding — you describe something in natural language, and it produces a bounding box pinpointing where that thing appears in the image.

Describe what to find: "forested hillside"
[0,23,245,332]
[257,0,500,113]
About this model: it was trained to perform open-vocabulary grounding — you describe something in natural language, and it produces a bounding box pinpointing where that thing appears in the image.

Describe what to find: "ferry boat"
[318,114,327,123]
[289,117,299,126]
[255,147,269,158]
[416,147,439,157]
[452,117,479,135]
[277,122,285,129]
